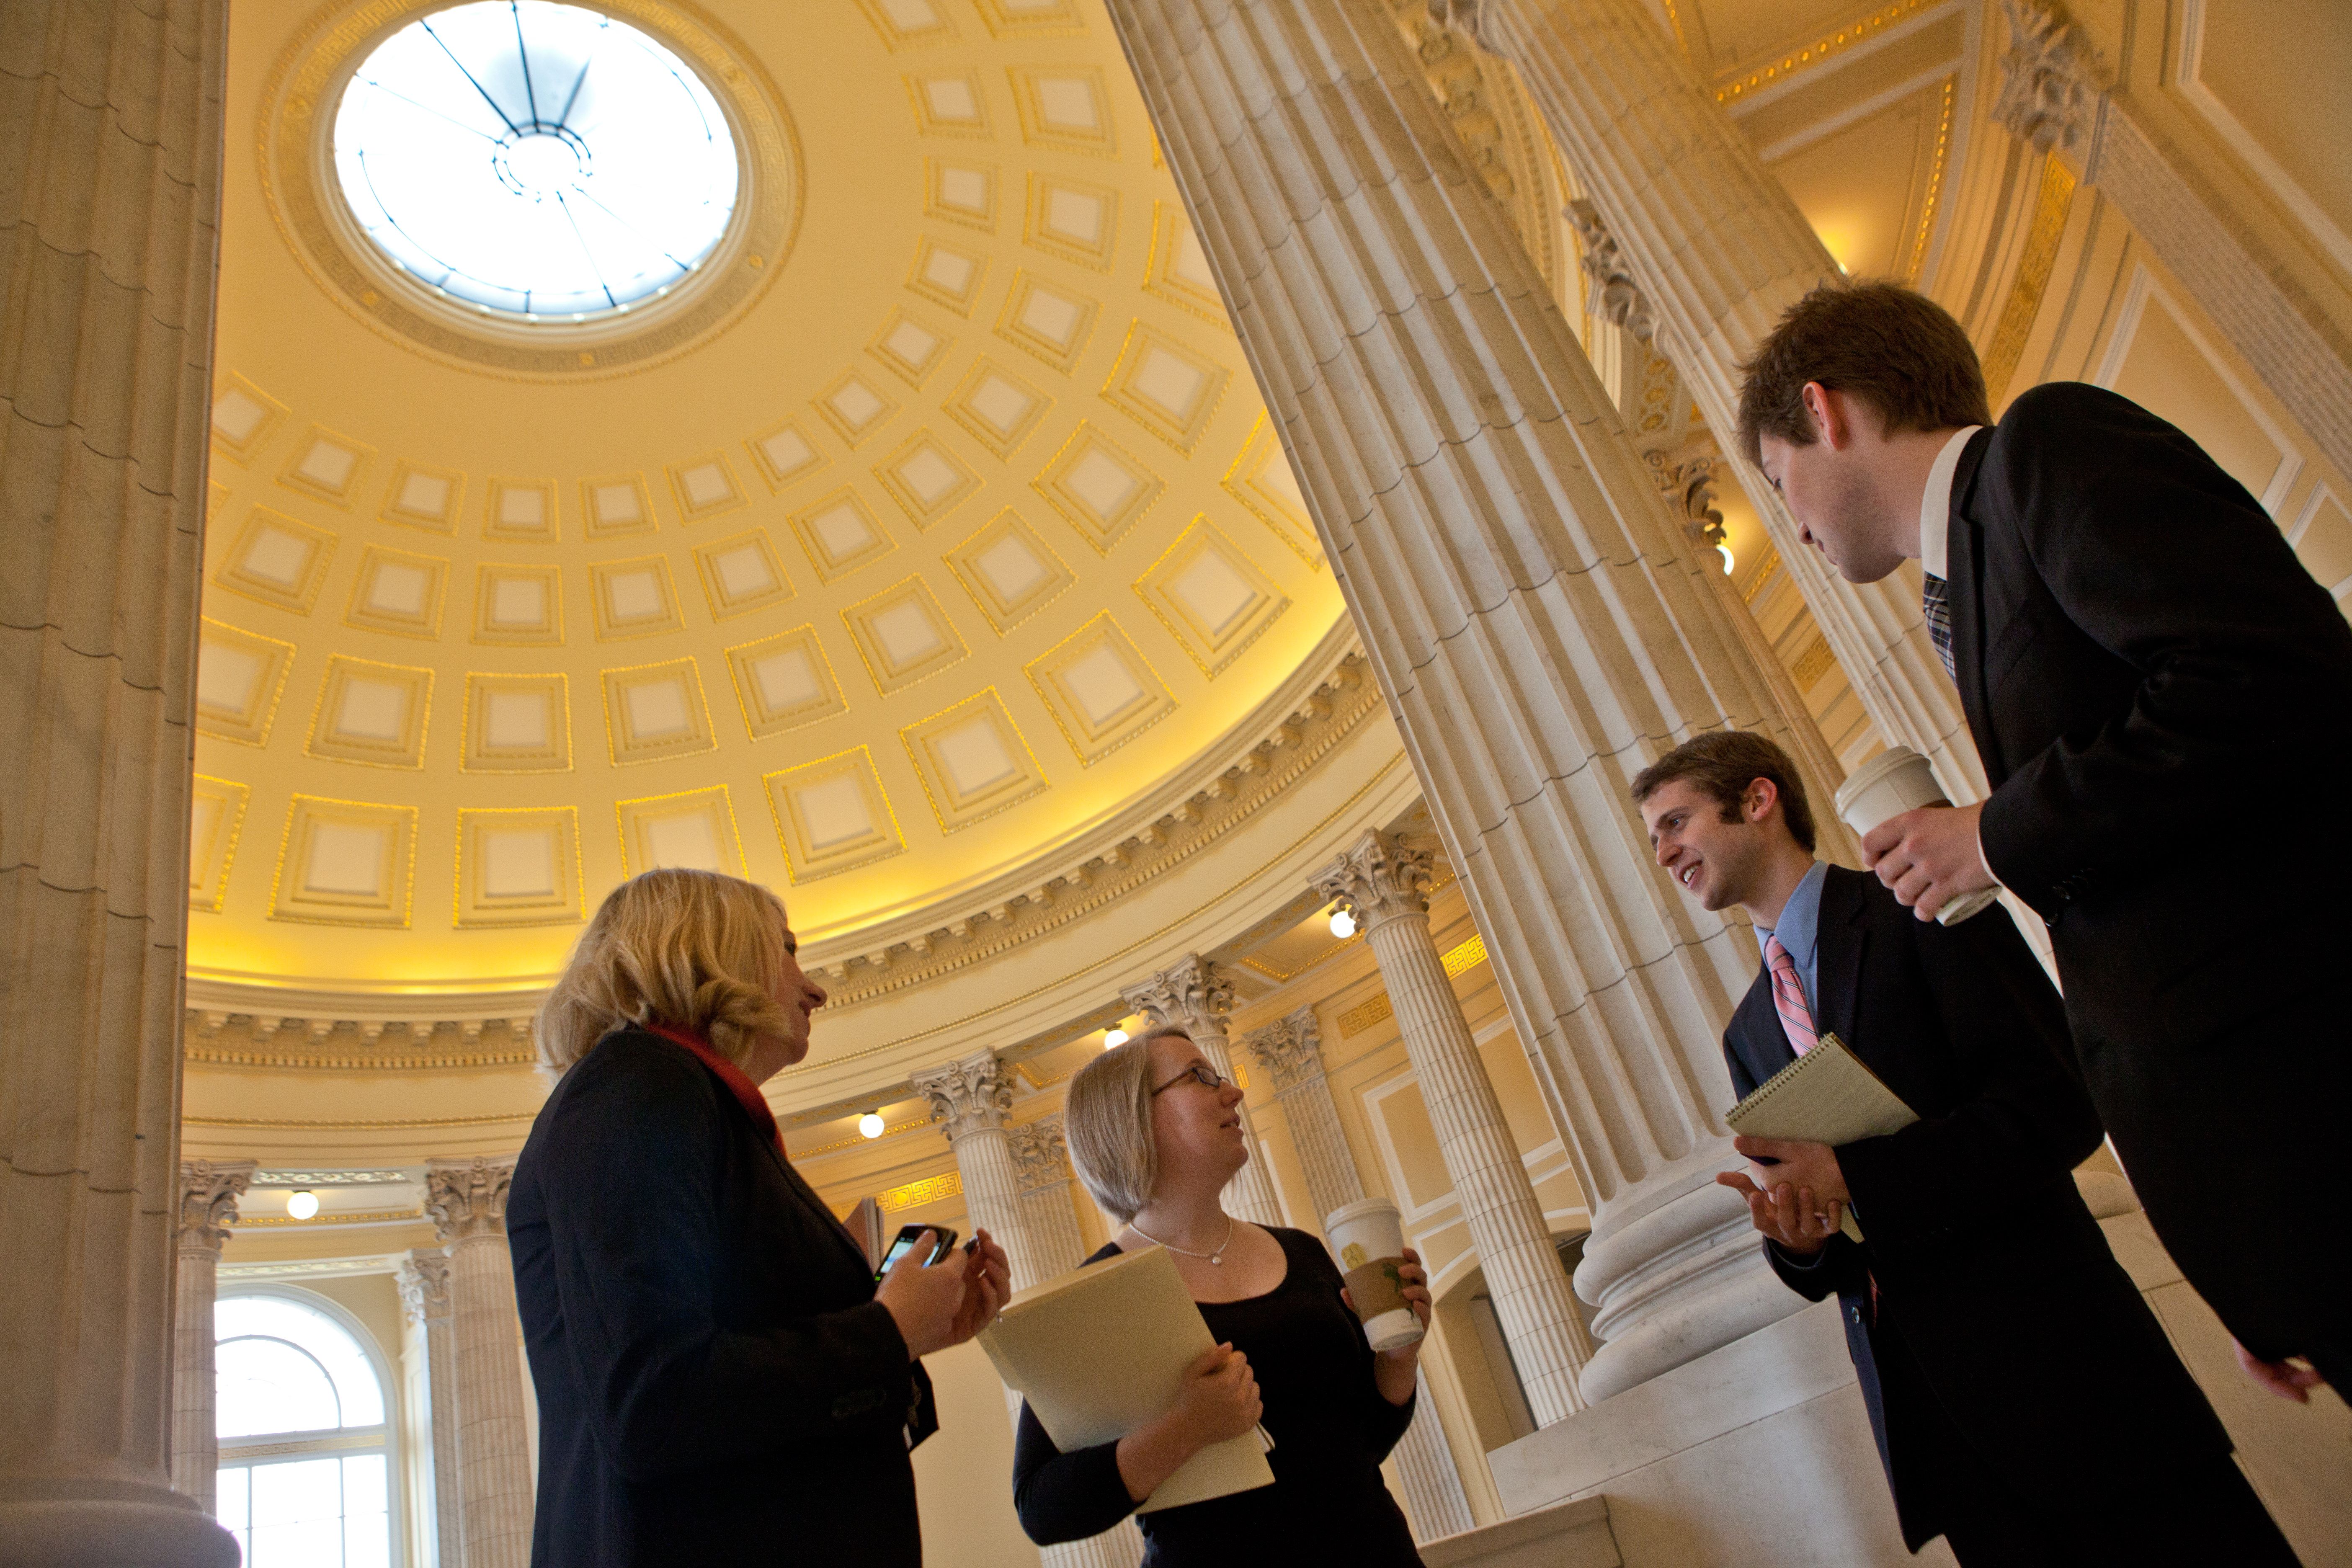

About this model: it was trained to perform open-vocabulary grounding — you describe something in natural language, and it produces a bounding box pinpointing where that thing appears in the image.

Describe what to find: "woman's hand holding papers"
[1113,1343,1262,1504]
[1716,1137,1850,1255]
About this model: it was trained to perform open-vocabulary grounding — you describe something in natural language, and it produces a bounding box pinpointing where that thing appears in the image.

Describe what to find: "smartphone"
[874,1222,959,1281]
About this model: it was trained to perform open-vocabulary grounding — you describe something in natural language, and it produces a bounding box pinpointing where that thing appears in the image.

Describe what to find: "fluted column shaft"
[1315,836,1591,1425]
[1461,0,1986,805]
[1107,0,1823,1405]
[398,1251,464,1568]
[1122,957,1284,1229]
[0,0,237,1561]
[912,1052,1032,1286]
[1245,1011,1473,1542]
[427,1158,531,1568]
[170,1162,253,1515]
[1008,1119,1147,1568]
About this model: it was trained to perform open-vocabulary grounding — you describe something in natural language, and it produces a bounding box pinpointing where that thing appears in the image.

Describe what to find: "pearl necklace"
[1128,1213,1236,1266]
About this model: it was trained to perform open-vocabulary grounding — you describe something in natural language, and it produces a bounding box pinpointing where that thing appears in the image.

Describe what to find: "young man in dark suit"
[1635,730,2294,1564]
[1737,281,2352,1403]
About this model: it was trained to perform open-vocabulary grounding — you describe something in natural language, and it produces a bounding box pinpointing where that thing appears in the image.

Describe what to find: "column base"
[0,1480,239,1568]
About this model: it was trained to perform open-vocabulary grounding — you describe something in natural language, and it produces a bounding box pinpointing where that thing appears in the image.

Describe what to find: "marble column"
[0,0,238,1562]
[1121,957,1285,1230]
[397,1251,463,1568]
[1990,0,2352,483]
[170,1162,254,1514]
[1107,0,1823,1407]
[1439,0,1986,804]
[425,1158,530,1568]
[1006,1117,1148,1568]
[1245,1011,1474,1543]
[912,1050,1031,1284]
[1313,835,1592,1426]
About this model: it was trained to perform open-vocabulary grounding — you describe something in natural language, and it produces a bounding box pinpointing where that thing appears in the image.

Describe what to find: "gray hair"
[1065,1024,1192,1223]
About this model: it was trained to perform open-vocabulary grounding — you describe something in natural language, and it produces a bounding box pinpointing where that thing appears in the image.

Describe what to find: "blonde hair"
[1065,1024,1192,1223]
[535,869,795,1078]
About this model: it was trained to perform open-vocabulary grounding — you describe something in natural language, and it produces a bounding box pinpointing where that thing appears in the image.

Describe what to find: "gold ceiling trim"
[255,0,803,380]
[1982,154,2080,406]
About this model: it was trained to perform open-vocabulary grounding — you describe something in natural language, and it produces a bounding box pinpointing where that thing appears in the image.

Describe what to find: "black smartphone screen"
[874,1223,957,1281]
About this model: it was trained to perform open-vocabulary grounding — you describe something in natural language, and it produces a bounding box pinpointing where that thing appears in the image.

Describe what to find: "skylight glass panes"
[333,1,739,320]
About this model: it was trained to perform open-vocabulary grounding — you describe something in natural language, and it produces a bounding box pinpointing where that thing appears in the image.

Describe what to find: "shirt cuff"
[1973,815,2008,895]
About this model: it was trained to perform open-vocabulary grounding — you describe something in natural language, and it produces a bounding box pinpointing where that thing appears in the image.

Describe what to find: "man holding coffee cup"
[1737,280,2352,1402]
[1635,730,2292,1566]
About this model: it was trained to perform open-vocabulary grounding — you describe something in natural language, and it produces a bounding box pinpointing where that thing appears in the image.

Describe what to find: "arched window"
[216,1291,395,1568]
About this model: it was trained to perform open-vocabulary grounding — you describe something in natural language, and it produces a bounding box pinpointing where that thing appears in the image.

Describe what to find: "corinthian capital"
[397,1250,452,1326]
[1565,199,1656,343]
[1244,1008,1328,1094]
[177,1159,258,1252]
[425,1155,514,1243]
[1313,829,1435,933]
[1121,955,1234,1037]
[1993,0,2111,154]
[1425,0,1492,47]
[913,1051,1016,1141]
[1007,1117,1070,1193]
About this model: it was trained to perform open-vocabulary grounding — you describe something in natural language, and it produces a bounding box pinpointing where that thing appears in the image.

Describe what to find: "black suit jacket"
[1724,867,2231,1550]
[508,1028,936,1568]
[1952,381,2352,1055]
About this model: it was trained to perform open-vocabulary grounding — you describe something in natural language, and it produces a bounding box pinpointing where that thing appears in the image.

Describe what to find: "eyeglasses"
[1150,1062,1231,1096]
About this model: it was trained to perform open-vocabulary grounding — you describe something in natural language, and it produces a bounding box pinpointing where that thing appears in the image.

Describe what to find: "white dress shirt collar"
[1917,425,1983,580]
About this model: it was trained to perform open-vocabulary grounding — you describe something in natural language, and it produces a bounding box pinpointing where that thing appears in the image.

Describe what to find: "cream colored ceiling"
[194,0,1345,997]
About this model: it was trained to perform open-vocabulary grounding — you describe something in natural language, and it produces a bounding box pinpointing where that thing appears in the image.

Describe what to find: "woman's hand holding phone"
[876,1230,971,1359]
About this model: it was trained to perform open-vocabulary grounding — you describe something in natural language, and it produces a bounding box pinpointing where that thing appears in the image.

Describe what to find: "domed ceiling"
[193,0,1345,1000]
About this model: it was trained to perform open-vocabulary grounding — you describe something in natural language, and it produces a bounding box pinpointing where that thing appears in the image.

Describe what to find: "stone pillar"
[1990,0,2352,483]
[911,1051,1032,1285]
[1313,835,1592,1426]
[1440,0,1987,805]
[170,1162,255,1514]
[1006,1118,1148,1568]
[0,0,239,1562]
[1121,957,1286,1230]
[397,1251,463,1568]
[1108,0,1824,1408]
[426,1158,530,1568]
[1246,1011,1474,1543]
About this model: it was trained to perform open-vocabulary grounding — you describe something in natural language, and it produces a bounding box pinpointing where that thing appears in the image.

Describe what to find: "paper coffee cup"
[1833,746,1999,926]
[1326,1198,1424,1353]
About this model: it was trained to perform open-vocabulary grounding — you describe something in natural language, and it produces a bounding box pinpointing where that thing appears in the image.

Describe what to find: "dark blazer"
[1947,380,2352,1375]
[1724,866,2233,1552]
[508,1028,936,1568]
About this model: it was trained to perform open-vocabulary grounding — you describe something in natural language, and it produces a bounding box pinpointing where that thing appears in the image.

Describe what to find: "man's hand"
[2234,1339,2327,1403]
[1731,1136,1849,1207]
[1861,802,1992,921]
[1717,1169,1845,1254]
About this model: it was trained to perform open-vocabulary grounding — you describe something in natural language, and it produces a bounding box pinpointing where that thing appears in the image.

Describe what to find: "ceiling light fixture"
[858,1112,885,1140]
[1717,544,1736,576]
[1103,1028,1130,1048]
[286,1190,320,1220]
[1330,909,1358,940]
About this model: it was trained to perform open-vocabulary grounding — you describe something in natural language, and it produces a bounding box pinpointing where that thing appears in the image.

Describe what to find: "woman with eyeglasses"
[1012,1025,1433,1565]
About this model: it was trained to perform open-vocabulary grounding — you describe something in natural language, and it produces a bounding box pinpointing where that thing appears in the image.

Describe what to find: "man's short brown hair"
[1631,730,1816,853]
[1735,281,1991,467]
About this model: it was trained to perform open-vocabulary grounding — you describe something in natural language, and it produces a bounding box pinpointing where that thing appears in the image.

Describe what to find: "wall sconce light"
[1103,1028,1130,1048]
[858,1112,885,1140]
[1329,909,1357,939]
[286,1190,320,1220]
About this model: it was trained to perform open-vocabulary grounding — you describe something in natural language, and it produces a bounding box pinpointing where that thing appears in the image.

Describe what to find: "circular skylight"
[333,1,740,321]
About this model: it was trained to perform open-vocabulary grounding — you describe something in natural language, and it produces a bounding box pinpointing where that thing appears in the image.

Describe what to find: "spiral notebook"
[1726,1032,1917,1241]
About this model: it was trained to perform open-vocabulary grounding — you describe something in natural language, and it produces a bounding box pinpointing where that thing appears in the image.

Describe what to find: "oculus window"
[333,0,740,320]
[216,1293,395,1568]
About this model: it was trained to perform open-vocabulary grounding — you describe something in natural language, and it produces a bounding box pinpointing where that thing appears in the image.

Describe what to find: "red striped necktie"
[1766,934,1817,1056]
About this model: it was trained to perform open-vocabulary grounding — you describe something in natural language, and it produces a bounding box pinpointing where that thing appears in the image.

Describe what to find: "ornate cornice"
[1992,0,2110,155]
[1122,954,1234,1038]
[1564,198,1656,343]
[424,1155,513,1243]
[1244,1008,1328,1095]
[396,1251,451,1326]
[1007,1117,1070,1194]
[911,1052,1016,1142]
[178,1159,258,1253]
[1312,830,1435,934]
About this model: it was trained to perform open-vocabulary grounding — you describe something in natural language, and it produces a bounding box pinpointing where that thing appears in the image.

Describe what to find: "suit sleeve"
[1834,907,2103,1240]
[1974,382,2352,911]
[541,1038,917,1481]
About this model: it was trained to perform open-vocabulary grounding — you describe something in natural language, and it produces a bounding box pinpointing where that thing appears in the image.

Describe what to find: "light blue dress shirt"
[1754,859,1827,1024]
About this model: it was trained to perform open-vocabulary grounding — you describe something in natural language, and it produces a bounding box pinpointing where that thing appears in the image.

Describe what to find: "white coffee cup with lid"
[1325,1198,1424,1352]
[1833,746,1999,926]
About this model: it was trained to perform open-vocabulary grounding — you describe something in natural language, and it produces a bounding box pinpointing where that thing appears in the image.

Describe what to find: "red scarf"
[647,1022,786,1160]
